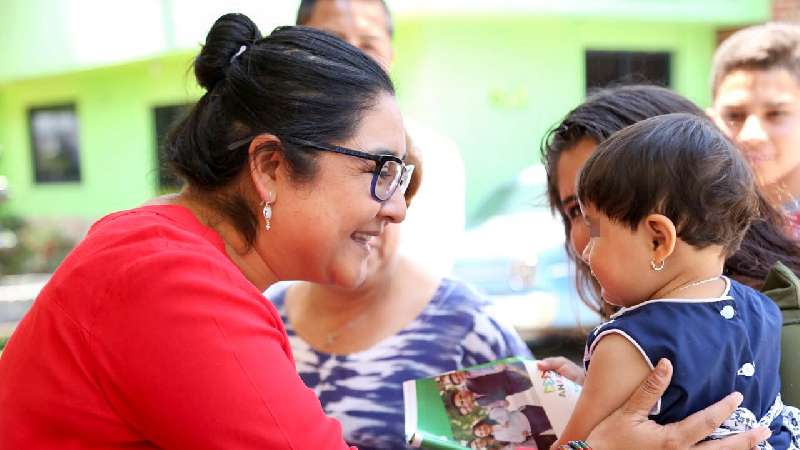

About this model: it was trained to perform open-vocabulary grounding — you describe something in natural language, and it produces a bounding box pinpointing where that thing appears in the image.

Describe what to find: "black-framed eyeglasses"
[229,136,414,202]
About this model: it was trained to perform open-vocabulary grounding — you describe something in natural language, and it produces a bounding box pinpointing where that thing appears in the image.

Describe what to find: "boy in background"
[709,23,800,233]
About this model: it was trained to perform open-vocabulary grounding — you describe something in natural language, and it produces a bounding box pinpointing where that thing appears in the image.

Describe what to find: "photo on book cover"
[435,360,557,449]
[404,357,581,450]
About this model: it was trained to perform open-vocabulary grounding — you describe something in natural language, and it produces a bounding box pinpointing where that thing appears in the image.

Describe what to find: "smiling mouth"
[351,232,377,251]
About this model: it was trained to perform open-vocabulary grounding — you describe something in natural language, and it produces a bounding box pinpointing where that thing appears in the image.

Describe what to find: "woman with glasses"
[0,13,769,450]
[267,134,531,450]
[0,13,408,449]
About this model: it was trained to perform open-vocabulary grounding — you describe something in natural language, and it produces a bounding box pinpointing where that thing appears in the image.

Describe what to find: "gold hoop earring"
[650,259,665,272]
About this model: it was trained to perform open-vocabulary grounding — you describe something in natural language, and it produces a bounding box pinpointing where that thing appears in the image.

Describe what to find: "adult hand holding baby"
[583,359,769,449]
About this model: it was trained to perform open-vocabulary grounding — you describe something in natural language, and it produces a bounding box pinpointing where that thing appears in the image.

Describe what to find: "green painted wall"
[0,0,769,85]
[395,0,769,24]
[392,16,717,219]
[0,15,723,221]
[0,53,201,218]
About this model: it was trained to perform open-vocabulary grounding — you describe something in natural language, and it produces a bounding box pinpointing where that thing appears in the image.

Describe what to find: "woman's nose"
[379,187,407,224]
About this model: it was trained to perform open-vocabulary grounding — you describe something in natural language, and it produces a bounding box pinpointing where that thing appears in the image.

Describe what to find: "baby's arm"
[553,333,652,447]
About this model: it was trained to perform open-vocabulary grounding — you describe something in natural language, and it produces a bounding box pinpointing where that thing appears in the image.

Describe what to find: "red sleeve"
[87,248,355,450]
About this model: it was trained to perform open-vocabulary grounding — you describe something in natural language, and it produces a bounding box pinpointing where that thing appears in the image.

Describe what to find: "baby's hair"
[578,113,759,256]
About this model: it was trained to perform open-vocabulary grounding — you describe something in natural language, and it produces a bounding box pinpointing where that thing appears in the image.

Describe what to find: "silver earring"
[262,202,272,231]
[650,259,665,272]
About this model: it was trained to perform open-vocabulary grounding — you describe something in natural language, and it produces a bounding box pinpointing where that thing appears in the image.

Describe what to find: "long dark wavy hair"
[541,85,800,318]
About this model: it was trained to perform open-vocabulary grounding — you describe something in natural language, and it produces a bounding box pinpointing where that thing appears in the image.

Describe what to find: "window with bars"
[585,50,671,93]
[29,104,81,184]
[153,104,191,190]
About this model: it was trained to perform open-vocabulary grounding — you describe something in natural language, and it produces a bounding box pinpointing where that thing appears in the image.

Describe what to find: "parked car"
[453,165,601,348]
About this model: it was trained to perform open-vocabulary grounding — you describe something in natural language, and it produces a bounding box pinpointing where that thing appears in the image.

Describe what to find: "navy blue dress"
[585,277,800,449]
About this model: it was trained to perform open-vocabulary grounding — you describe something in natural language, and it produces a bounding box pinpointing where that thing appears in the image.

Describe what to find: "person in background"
[296,0,466,276]
[269,139,531,450]
[709,23,800,235]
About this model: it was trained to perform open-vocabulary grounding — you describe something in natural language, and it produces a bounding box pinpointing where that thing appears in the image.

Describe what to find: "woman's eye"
[566,205,581,220]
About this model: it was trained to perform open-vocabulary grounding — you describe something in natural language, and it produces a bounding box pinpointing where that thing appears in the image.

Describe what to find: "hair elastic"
[230,45,247,64]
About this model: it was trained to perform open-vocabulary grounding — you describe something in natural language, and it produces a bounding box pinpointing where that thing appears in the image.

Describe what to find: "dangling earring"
[261,191,275,231]
[262,202,272,230]
[650,259,665,272]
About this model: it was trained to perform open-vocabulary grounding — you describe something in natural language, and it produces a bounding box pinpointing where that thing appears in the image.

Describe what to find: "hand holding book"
[403,358,770,450]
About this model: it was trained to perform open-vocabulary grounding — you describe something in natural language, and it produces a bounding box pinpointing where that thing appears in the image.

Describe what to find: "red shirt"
[0,205,354,449]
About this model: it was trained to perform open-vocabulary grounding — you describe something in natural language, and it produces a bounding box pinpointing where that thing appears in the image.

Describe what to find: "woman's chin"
[329,260,370,290]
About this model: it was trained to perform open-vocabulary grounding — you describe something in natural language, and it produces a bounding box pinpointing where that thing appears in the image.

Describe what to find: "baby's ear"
[644,214,677,261]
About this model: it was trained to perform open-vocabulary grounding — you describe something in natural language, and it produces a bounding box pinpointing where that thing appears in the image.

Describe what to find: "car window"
[470,167,550,226]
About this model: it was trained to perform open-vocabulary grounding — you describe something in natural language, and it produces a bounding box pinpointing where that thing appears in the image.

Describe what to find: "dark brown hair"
[541,85,705,313]
[541,85,800,316]
[166,14,394,246]
[403,133,422,206]
[711,22,800,97]
[578,113,759,256]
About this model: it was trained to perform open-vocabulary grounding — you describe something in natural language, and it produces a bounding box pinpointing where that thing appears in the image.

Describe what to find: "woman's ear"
[247,134,283,203]
[644,214,677,264]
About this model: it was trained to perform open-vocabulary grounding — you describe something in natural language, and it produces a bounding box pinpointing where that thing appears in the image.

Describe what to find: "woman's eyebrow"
[560,194,577,206]
[367,146,402,158]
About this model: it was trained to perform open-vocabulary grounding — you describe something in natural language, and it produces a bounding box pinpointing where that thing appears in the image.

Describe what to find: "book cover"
[403,357,581,450]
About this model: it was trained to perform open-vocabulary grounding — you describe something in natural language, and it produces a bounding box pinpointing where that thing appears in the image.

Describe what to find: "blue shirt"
[270,278,532,450]
[585,277,798,449]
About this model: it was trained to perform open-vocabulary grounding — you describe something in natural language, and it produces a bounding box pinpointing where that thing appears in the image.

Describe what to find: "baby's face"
[580,204,659,307]
[712,68,800,197]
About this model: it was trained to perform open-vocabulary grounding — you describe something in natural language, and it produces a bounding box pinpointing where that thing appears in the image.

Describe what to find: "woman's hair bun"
[194,13,262,90]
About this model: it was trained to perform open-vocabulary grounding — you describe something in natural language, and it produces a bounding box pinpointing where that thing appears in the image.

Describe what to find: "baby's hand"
[537,357,586,385]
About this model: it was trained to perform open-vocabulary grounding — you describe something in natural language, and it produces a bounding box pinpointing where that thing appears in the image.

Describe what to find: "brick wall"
[774,0,800,22]
[717,1,800,45]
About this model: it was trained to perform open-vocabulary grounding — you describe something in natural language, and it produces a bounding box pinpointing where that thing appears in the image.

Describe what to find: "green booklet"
[403,357,581,450]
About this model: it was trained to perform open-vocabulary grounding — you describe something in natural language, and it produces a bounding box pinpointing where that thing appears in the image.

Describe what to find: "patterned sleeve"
[453,283,533,367]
